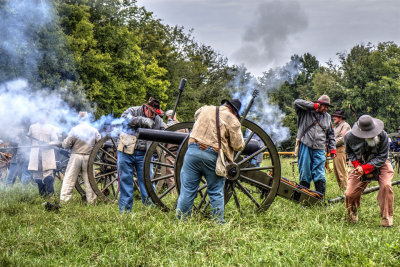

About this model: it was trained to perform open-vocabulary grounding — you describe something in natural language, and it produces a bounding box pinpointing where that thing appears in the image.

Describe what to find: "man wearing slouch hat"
[344,115,394,227]
[176,99,245,223]
[294,95,336,197]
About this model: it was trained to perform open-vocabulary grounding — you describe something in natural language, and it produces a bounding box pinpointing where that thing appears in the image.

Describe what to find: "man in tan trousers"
[60,112,101,203]
[28,112,59,196]
[344,115,394,227]
[331,110,351,189]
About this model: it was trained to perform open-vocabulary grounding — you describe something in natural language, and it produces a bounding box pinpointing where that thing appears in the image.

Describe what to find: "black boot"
[300,181,310,189]
[314,180,326,197]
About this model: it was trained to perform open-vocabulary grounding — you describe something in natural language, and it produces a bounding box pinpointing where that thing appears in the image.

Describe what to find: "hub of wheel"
[226,163,240,181]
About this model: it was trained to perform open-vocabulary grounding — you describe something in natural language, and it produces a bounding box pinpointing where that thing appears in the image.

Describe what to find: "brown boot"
[346,207,358,223]
[381,216,393,227]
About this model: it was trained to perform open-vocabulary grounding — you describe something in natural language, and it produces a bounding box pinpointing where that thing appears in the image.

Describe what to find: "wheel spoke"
[93,161,117,168]
[110,138,117,149]
[234,131,255,161]
[95,170,118,179]
[239,174,272,190]
[197,190,208,211]
[99,148,117,163]
[150,161,174,168]
[232,184,241,213]
[240,166,274,171]
[237,146,268,167]
[159,184,175,199]
[151,173,174,183]
[101,176,118,192]
[157,144,177,159]
[236,180,261,208]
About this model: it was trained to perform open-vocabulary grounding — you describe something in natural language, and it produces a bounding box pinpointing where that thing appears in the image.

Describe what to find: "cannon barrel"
[138,128,261,155]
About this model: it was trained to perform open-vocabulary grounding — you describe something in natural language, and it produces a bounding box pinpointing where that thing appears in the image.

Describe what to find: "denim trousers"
[176,143,225,223]
[117,150,149,212]
[6,160,32,186]
[298,142,326,184]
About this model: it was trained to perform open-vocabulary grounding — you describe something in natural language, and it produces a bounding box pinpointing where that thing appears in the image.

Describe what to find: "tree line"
[0,0,399,150]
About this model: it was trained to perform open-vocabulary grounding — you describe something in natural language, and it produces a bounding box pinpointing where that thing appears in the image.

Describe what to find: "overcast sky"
[137,0,400,77]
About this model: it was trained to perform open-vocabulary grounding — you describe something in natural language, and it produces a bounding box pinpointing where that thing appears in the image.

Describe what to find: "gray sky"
[137,0,400,76]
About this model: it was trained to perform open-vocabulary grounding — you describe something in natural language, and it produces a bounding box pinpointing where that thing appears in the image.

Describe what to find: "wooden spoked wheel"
[88,136,120,202]
[175,119,281,214]
[143,122,193,211]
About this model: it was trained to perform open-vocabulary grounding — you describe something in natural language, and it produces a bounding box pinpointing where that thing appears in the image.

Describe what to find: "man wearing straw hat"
[294,95,336,197]
[331,110,351,190]
[344,115,394,227]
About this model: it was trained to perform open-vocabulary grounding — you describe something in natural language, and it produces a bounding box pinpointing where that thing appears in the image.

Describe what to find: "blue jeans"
[176,143,225,223]
[117,150,149,212]
[298,142,326,184]
[6,161,32,186]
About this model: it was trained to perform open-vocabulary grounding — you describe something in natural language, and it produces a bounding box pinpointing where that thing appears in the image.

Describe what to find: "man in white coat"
[28,112,59,196]
[60,112,101,204]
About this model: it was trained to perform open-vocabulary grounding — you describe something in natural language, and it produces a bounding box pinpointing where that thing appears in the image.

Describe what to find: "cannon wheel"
[143,122,193,211]
[87,136,120,202]
[175,119,281,213]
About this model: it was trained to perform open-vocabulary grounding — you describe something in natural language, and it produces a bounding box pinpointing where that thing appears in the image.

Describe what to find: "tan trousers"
[333,146,348,189]
[345,160,394,220]
[60,154,96,203]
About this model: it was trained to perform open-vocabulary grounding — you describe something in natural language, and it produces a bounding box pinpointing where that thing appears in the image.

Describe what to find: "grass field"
[0,157,399,266]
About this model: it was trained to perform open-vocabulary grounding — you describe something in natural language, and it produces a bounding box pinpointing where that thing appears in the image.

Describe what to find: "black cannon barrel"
[138,128,261,155]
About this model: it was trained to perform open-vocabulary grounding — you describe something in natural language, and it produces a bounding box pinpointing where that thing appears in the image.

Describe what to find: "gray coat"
[121,105,165,151]
[344,131,389,169]
[294,99,335,151]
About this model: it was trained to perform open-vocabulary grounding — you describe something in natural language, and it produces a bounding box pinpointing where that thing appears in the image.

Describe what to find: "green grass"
[1,158,400,266]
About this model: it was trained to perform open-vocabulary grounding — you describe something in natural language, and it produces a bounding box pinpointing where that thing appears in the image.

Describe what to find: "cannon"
[86,118,324,216]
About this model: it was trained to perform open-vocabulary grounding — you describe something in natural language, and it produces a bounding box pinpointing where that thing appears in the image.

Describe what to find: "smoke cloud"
[233,0,308,68]
[229,58,303,146]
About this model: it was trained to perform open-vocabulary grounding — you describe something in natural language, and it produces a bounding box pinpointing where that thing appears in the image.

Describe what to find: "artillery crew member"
[118,97,165,212]
[27,112,59,196]
[60,112,101,204]
[389,126,400,152]
[344,115,394,227]
[176,99,245,223]
[294,95,336,197]
[331,110,351,190]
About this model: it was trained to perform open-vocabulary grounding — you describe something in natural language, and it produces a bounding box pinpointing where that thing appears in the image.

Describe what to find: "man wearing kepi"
[60,112,101,204]
[176,99,245,223]
[294,95,336,197]
[331,110,351,190]
[118,97,165,212]
[344,115,394,227]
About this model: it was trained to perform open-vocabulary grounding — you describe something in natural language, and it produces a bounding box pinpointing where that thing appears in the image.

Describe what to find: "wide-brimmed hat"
[332,110,345,119]
[351,115,384,139]
[314,94,333,107]
[144,97,163,116]
[221,99,242,119]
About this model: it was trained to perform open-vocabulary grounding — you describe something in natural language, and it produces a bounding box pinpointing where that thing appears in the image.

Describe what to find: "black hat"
[332,110,345,119]
[351,115,384,139]
[221,99,242,119]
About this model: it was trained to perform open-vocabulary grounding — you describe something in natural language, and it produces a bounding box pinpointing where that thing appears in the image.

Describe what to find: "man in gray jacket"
[118,97,165,212]
[294,95,336,197]
[344,115,393,227]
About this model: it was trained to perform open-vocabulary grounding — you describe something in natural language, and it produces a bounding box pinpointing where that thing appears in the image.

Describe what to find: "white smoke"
[0,0,54,78]
[229,58,303,146]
